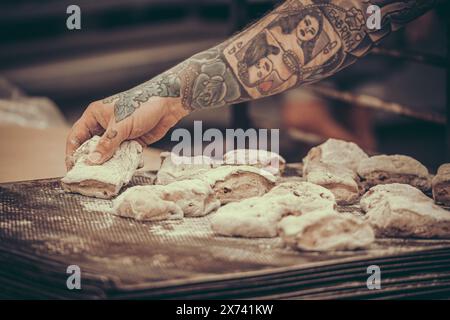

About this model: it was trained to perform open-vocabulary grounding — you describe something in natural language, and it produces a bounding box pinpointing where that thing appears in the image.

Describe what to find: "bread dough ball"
[304,162,360,205]
[157,179,220,217]
[303,138,368,173]
[278,211,375,251]
[267,181,336,212]
[200,165,277,204]
[211,196,295,238]
[113,188,183,221]
[113,179,220,220]
[61,136,143,199]
[211,181,336,238]
[155,152,218,185]
[432,163,450,206]
[361,183,450,238]
[357,155,431,192]
[223,149,286,176]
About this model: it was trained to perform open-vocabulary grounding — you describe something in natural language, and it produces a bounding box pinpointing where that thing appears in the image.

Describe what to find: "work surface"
[1,173,450,299]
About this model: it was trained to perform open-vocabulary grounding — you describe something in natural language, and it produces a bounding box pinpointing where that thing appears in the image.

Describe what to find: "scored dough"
[357,154,431,192]
[200,165,277,204]
[361,184,450,239]
[278,211,375,251]
[61,136,143,199]
[223,149,286,176]
[304,162,360,205]
[432,163,450,206]
[210,181,336,238]
[113,179,220,220]
[303,138,369,173]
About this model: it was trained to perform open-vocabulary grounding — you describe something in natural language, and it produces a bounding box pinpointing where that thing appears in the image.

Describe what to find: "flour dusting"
[80,199,113,213]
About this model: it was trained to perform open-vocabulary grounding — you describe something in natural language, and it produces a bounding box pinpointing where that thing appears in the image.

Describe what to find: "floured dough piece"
[361,184,450,239]
[61,136,143,199]
[267,181,336,212]
[432,164,450,206]
[113,188,183,221]
[304,162,360,205]
[113,179,220,220]
[156,179,220,217]
[211,195,299,238]
[357,154,431,192]
[223,149,286,176]
[303,138,368,173]
[211,181,336,238]
[155,152,217,185]
[200,165,276,204]
[278,211,375,251]
[360,183,427,213]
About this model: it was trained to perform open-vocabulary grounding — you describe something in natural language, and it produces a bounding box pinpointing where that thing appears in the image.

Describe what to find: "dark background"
[0,0,448,168]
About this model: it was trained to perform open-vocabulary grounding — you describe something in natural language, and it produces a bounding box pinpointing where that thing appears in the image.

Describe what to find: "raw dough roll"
[432,164,450,206]
[304,162,361,205]
[267,181,336,212]
[210,195,299,238]
[200,165,277,204]
[211,181,336,238]
[113,188,183,221]
[61,136,143,199]
[155,152,218,185]
[303,138,368,173]
[357,154,431,192]
[223,149,286,176]
[113,179,220,220]
[278,211,375,251]
[361,184,450,239]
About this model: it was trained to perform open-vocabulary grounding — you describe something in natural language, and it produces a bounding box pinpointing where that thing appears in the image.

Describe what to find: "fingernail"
[88,152,102,164]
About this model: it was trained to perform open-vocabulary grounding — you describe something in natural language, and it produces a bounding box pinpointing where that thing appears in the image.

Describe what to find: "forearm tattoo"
[106,0,435,122]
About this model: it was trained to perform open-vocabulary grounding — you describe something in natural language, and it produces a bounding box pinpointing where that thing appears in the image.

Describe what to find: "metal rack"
[229,1,449,161]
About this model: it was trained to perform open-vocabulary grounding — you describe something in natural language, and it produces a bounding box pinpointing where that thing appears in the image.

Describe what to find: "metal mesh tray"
[1,171,450,299]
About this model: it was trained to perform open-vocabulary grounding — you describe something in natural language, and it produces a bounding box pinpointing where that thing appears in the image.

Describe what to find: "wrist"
[161,97,190,121]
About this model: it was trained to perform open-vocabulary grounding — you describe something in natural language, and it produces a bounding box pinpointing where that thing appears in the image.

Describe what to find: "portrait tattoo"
[224,0,435,98]
[104,0,435,122]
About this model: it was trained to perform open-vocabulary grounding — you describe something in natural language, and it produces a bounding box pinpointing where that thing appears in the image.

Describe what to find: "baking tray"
[1,166,450,299]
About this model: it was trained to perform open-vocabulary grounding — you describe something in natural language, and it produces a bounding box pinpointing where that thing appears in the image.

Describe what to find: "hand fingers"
[66,121,96,170]
[135,138,148,148]
[65,106,106,170]
[87,120,128,165]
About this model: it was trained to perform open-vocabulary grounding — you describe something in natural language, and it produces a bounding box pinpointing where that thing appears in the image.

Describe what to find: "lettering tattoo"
[105,0,435,122]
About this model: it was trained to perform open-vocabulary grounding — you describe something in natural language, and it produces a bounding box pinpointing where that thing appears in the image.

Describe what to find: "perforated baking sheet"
[1,171,450,299]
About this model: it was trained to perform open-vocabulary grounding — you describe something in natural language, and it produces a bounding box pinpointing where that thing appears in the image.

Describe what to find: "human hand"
[65,95,188,170]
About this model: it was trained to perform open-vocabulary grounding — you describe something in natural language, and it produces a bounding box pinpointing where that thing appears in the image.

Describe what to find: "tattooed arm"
[66,0,435,167]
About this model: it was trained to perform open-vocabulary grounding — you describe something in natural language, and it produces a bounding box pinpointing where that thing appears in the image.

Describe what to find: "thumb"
[87,124,126,165]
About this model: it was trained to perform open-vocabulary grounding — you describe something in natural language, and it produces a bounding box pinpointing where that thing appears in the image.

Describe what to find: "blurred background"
[0,0,448,182]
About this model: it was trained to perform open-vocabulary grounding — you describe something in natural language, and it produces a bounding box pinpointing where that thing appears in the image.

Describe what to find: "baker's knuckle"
[88,100,102,109]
